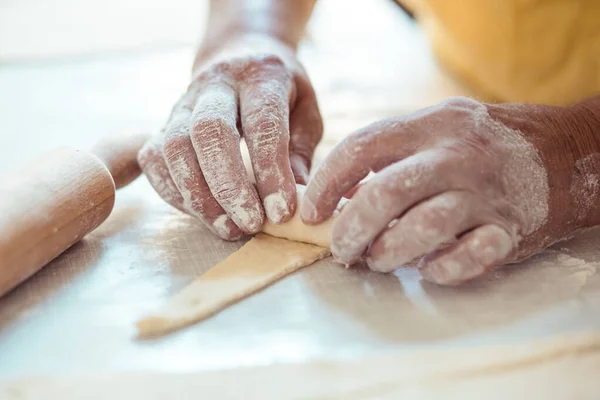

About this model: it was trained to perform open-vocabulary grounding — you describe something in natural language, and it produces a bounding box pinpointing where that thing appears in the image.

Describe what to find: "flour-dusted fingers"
[137,138,186,213]
[301,117,428,224]
[239,55,297,224]
[366,191,505,273]
[288,76,324,185]
[297,96,600,284]
[190,79,264,234]
[419,225,516,285]
[329,149,488,264]
[163,93,244,240]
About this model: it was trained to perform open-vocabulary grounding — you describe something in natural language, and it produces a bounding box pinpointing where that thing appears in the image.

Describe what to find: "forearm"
[198,0,317,59]
[486,94,600,247]
[565,95,600,227]
[530,94,600,232]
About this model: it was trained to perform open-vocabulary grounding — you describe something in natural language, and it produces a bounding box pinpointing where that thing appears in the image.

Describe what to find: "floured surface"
[1,178,600,379]
[1,0,600,393]
[137,234,330,337]
[2,333,600,399]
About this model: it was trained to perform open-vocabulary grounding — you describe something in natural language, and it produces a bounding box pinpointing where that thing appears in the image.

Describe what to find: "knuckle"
[357,181,394,214]
[188,191,210,214]
[162,136,189,162]
[192,116,235,139]
[342,118,398,156]
[212,183,243,203]
[417,199,457,231]
[394,161,431,191]
[247,117,283,151]
[248,53,286,69]
[339,133,365,159]
[242,54,290,81]
[412,214,445,241]
[192,61,232,84]
[440,96,481,110]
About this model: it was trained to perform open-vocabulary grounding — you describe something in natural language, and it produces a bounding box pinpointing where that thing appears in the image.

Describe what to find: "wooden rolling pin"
[0,132,150,297]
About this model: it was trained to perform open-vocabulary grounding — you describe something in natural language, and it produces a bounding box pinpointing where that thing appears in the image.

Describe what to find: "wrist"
[486,100,600,241]
[193,32,295,75]
[563,97,600,228]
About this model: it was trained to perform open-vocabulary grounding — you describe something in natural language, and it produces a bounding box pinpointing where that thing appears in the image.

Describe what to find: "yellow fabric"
[402,0,600,105]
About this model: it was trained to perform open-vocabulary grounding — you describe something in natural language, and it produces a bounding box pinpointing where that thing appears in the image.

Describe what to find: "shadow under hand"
[303,247,599,344]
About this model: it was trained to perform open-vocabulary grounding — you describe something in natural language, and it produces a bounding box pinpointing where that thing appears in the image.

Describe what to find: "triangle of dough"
[137,234,330,338]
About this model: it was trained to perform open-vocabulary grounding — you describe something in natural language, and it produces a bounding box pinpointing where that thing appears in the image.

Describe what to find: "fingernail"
[331,244,362,266]
[212,214,243,241]
[300,197,319,222]
[332,253,357,270]
[263,191,291,224]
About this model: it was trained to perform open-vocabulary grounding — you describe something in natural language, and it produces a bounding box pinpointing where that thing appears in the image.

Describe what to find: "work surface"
[1,0,600,393]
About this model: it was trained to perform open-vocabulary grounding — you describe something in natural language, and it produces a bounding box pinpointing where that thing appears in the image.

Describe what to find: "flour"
[212,214,233,238]
[168,153,198,216]
[331,211,372,262]
[473,106,549,237]
[571,154,600,223]
[138,140,183,209]
[264,190,290,223]
[222,186,263,231]
[467,225,513,265]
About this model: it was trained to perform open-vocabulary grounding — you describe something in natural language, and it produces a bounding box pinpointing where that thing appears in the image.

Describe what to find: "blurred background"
[0,0,467,173]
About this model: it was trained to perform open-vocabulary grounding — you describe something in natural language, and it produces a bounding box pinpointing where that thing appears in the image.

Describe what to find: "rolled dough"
[261,185,347,248]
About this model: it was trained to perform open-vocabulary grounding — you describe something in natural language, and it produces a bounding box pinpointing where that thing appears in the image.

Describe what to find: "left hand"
[300,97,594,285]
[137,34,322,240]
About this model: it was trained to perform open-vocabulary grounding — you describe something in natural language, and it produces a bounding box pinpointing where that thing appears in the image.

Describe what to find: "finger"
[343,180,369,199]
[239,58,296,224]
[419,224,516,285]
[366,191,502,272]
[190,81,264,233]
[288,76,323,185]
[163,95,243,241]
[137,138,186,213]
[301,116,427,224]
[331,149,481,264]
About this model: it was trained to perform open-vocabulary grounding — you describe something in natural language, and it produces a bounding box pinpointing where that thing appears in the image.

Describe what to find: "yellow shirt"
[402,0,600,105]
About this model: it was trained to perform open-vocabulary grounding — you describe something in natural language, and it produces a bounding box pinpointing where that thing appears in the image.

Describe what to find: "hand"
[301,97,597,285]
[138,34,323,240]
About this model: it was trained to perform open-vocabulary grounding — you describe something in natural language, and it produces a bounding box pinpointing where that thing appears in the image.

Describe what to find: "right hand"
[138,34,323,240]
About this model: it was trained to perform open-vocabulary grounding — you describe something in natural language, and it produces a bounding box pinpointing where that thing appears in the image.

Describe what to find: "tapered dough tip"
[136,316,181,339]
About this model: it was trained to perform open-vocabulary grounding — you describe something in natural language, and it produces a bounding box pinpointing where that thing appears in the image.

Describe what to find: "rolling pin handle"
[90,132,151,190]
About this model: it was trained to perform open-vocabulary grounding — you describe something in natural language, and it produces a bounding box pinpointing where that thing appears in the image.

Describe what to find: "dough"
[137,234,331,337]
[261,185,347,249]
[137,185,344,337]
